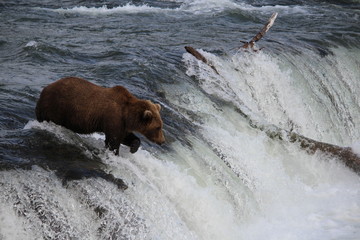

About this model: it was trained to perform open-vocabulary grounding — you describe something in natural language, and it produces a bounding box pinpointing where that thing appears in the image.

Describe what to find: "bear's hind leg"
[105,135,121,155]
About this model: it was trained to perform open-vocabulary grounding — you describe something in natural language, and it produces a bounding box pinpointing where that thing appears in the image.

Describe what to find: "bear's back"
[36,77,103,116]
[36,77,127,133]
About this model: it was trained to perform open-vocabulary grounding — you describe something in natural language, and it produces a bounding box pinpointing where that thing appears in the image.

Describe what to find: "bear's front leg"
[122,133,141,153]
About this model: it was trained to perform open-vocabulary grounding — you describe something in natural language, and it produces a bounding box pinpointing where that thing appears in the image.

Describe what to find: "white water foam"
[51,3,167,15]
[178,0,308,15]
[22,120,246,239]
[276,47,360,144]
[179,0,244,14]
[351,141,360,157]
[240,4,309,15]
[104,150,242,240]
[43,0,306,16]
[24,40,39,48]
[182,49,305,133]
[25,120,70,137]
[25,120,106,143]
[0,200,38,240]
[183,46,360,145]
[179,46,360,239]
[202,111,360,240]
[0,167,99,239]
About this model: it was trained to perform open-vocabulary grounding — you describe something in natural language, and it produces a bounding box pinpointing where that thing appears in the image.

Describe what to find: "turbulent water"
[1,0,360,239]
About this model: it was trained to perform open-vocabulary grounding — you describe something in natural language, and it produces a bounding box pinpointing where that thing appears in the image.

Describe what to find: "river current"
[1,0,360,239]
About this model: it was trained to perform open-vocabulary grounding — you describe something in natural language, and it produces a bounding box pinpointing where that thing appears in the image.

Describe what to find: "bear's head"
[131,100,165,145]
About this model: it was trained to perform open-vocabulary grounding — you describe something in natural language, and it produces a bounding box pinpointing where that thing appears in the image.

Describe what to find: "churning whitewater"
[1,0,360,239]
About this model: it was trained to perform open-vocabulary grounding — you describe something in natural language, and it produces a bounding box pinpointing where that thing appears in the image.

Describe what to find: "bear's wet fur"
[36,77,165,154]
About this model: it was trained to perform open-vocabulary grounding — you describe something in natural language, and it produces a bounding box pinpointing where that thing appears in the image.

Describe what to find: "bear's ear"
[143,110,153,122]
[155,104,161,111]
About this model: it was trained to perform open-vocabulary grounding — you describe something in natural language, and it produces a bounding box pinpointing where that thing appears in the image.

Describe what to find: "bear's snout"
[154,133,165,145]
[156,138,165,145]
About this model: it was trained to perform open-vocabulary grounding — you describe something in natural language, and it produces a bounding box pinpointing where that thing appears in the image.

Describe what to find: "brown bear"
[35,77,165,155]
